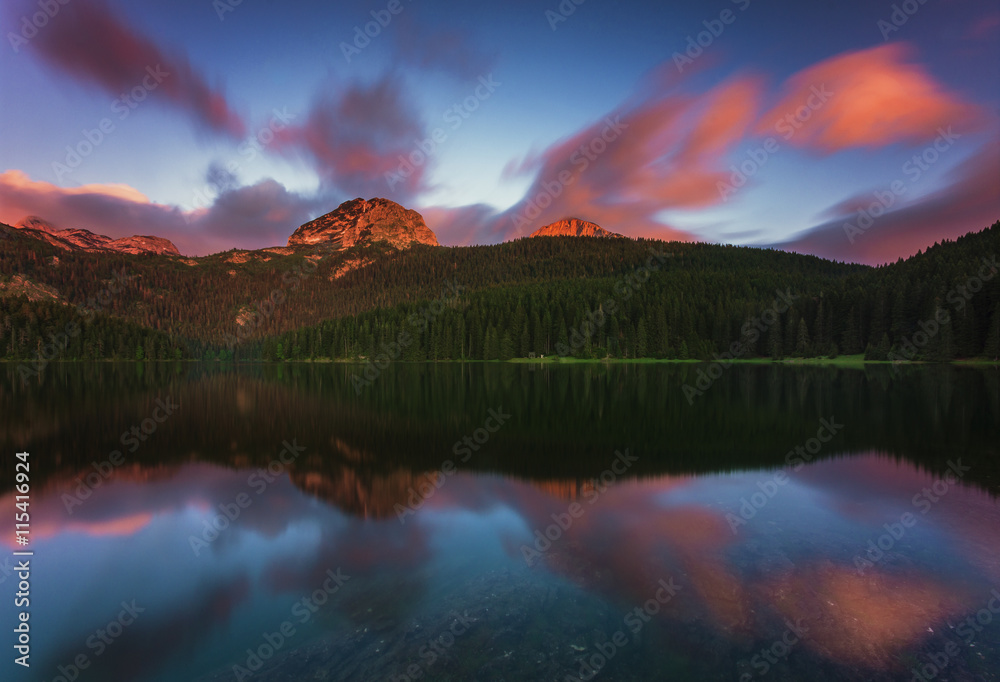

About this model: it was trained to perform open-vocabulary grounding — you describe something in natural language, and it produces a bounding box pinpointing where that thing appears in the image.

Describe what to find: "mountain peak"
[17,215,59,233]
[288,197,439,250]
[14,216,179,255]
[530,218,623,239]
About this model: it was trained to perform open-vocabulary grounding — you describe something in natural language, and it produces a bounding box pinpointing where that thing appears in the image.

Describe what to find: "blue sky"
[1,0,997,261]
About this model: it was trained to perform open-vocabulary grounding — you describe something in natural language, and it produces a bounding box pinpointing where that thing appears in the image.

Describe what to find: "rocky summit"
[287,198,440,250]
[15,216,180,255]
[529,218,624,239]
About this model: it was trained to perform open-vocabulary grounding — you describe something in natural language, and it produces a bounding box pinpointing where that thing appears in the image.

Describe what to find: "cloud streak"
[0,170,319,255]
[756,44,983,152]
[423,66,766,244]
[273,73,429,204]
[772,139,1000,264]
[18,0,245,137]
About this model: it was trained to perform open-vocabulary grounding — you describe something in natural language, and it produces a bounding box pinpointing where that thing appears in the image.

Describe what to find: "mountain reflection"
[2,362,997,503]
[1,363,998,681]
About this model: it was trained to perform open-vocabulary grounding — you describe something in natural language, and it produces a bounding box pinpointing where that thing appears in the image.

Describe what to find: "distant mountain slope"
[14,216,179,256]
[530,218,623,238]
[1,215,997,363]
[288,198,439,249]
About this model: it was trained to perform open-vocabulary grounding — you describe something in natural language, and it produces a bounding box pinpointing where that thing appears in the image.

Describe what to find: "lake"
[2,362,998,681]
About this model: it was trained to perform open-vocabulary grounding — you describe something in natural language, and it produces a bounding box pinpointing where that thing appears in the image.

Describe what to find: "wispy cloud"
[772,140,1000,264]
[757,44,983,152]
[18,0,245,137]
[0,170,320,255]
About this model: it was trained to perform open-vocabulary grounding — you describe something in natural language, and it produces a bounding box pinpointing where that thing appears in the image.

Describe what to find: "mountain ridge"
[1,211,997,364]
[287,197,439,250]
[10,203,631,259]
[530,218,623,239]
[14,216,180,256]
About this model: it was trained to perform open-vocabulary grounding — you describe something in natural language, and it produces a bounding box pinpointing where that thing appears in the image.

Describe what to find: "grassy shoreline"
[3,354,999,367]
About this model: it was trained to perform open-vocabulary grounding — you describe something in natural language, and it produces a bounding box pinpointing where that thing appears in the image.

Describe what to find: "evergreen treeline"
[261,223,1000,362]
[1,220,998,362]
[0,295,189,373]
[3,362,998,497]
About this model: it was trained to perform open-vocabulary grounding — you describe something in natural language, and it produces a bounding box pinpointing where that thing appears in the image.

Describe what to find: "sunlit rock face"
[529,218,624,238]
[287,198,440,250]
[14,216,180,255]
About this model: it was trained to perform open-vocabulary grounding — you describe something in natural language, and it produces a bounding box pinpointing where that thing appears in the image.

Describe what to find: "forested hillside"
[264,222,1000,363]
[1,220,998,364]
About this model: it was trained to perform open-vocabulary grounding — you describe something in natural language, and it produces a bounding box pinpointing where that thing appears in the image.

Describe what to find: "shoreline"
[3,354,999,367]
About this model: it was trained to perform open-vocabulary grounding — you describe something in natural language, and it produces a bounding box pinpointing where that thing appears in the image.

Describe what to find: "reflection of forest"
[2,362,998,514]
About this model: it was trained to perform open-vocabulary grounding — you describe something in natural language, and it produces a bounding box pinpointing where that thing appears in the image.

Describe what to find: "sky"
[0,0,998,262]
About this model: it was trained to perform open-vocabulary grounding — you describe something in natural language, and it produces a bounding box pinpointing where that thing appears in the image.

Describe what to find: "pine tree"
[484,325,499,360]
[795,318,810,356]
[982,303,1000,360]
[499,331,514,360]
[767,319,783,359]
[635,317,648,358]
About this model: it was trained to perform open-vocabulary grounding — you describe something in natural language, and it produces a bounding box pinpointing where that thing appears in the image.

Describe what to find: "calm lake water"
[1,362,999,682]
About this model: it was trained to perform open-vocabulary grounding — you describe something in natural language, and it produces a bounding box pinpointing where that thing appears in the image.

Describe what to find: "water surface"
[1,363,998,681]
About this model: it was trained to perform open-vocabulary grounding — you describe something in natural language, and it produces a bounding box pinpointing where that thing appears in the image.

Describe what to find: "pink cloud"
[774,139,1000,264]
[17,0,245,137]
[390,15,497,81]
[273,73,429,203]
[455,69,766,242]
[757,44,983,152]
[0,170,319,255]
[966,12,1000,40]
